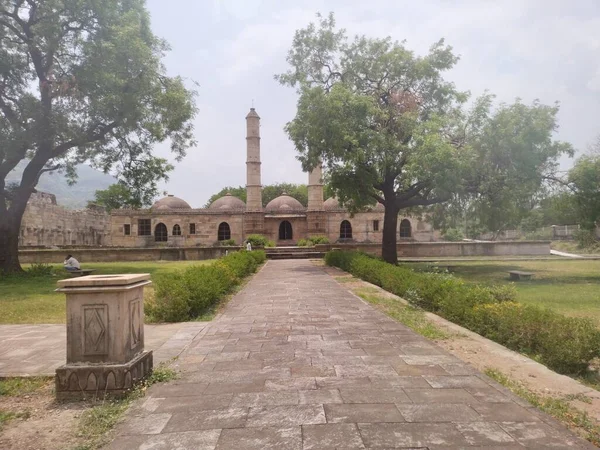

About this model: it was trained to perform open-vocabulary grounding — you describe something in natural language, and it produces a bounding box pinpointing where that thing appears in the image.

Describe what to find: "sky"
[145,0,600,208]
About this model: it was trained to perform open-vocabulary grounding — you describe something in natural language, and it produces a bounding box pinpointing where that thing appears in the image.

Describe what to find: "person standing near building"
[246,241,252,251]
[63,255,81,271]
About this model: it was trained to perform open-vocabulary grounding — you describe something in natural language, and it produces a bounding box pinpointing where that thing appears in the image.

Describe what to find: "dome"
[265,193,305,212]
[152,195,191,210]
[323,197,342,210]
[209,193,246,211]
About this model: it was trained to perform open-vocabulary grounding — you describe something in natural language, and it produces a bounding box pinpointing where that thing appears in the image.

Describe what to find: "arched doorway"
[399,219,412,238]
[218,222,231,241]
[279,221,293,240]
[155,223,168,242]
[340,220,353,239]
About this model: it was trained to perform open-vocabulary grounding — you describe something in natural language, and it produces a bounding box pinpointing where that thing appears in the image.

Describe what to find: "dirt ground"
[0,380,89,450]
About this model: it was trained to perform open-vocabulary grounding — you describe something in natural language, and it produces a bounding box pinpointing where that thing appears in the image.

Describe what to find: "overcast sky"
[145,0,600,208]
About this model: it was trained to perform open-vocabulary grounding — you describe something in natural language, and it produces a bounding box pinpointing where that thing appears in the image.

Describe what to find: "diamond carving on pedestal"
[83,305,108,355]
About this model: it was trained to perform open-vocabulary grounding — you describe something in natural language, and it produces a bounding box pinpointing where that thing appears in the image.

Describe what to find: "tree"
[204,183,309,208]
[88,183,146,212]
[0,0,197,273]
[569,153,600,232]
[430,97,573,239]
[277,13,468,263]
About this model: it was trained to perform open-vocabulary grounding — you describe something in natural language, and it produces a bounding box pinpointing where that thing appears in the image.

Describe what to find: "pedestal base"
[55,351,153,400]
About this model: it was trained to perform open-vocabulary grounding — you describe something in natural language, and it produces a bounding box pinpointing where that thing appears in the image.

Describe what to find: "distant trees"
[205,183,309,208]
[89,183,147,212]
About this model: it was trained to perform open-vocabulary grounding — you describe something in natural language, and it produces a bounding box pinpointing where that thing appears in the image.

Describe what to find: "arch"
[218,222,231,241]
[172,224,181,236]
[399,219,412,238]
[155,223,168,242]
[279,221,293,240]
[340,220,353,239]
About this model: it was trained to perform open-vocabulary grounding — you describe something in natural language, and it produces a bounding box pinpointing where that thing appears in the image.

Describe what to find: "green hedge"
[246,234,275,248]
[298,236,330,247]
[325,251,600,374]
[148,250,266,322]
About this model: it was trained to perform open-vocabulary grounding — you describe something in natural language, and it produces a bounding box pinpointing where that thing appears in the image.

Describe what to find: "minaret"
[245,108,262,211]
[306,164,327,237]
[307,164,324,211]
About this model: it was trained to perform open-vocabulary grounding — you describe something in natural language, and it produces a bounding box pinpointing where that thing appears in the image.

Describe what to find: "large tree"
[0,0,196,273]
[277,13,468,263]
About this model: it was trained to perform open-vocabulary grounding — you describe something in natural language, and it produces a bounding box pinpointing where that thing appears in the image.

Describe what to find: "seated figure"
[63,254,81,272]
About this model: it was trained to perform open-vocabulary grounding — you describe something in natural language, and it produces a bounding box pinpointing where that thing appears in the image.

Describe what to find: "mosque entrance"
[279,221,293,240]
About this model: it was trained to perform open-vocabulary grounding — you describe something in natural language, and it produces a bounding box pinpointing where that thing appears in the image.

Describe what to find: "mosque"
[109,108,437,247]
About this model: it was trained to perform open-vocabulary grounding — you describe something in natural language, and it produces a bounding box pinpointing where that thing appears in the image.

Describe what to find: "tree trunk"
[0,208,24,274]
[381,203,400,264]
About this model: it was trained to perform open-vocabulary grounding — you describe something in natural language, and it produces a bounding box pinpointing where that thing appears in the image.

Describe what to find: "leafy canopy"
[0,0,197,204]
[276,12,467,213]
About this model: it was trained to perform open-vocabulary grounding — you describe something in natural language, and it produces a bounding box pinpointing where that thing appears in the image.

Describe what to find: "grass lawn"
[0,260,212,324]
[408,260,600,323]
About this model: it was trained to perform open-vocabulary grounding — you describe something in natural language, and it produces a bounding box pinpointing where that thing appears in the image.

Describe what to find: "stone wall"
[315,241,551,257]
[19,246,239,264]
[110,211,245,247]
[19,192,111,247]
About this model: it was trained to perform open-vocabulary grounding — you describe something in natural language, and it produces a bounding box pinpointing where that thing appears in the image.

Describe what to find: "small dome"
[209,193,246,211]
[265,193,305,212]
[152,195,191,210]
[324,197,342,210]
[246,107,260,119]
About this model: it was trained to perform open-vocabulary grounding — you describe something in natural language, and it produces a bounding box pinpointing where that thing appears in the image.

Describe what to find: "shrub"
[574,229,599,249]
[246,234,275,248]
[325,250,600,374]
[25,263,54,276]
[297,239,310,247]
[219,239,236,246]
[309,235,330,245]
[442,228,464,242]
[149,250,266,322]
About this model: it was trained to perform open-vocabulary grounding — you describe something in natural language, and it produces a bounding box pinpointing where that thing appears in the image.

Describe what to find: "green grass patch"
[355,288,450,340]
[485,368,600,446]
[0,376,51,396]
[0,261,212,324]
[418,260,600,323]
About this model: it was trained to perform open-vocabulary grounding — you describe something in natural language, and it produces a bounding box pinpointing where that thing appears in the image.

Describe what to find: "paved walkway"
[0,323,206,377]
[108,260,592,449]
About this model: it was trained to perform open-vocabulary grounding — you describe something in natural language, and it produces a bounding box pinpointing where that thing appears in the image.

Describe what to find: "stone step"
[266,252,324,260]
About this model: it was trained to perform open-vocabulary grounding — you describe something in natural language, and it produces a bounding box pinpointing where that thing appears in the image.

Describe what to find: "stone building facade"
[19,192,111,247]
[110,108,437,247]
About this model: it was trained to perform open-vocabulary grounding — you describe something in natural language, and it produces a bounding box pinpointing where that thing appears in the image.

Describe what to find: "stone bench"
[508,270,534,281]
[67,269,96,277]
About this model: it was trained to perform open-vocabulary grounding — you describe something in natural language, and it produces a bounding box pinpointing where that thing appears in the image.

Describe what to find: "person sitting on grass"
[63,255,81,272]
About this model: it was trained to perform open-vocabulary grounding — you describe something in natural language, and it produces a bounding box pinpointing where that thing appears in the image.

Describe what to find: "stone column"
[55,274,153,400]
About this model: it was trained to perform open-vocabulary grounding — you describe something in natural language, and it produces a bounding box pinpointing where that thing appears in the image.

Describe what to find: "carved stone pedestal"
[55,274,153,400]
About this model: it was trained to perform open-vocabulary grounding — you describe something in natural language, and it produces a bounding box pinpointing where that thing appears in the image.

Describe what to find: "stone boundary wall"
[315,241,551,257]
[19,246,241,264]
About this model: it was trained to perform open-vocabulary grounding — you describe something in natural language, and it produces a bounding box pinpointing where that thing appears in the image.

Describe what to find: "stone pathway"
[107,260,593,449]
[0,323,206,377]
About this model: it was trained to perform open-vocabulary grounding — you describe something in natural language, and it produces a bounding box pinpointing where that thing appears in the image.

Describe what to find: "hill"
[6,163,115,209]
